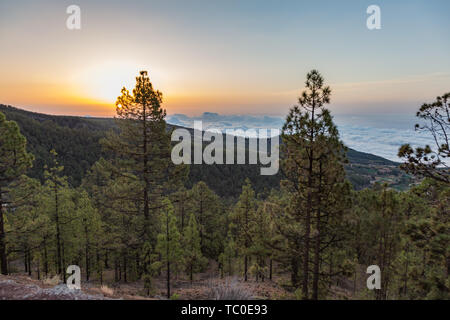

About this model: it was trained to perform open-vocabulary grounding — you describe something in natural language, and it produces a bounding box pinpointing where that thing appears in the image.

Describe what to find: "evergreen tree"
[230,179,257,281]
[101,71,185,244]
[219,231,237,277]
[183,213,206,283]
[0,111,34,274]
[172,187,191,231]
[188,181,224,259]
[43,150,71,279]
[5,176,45,277]
[399,92,449,184]
[280,70,349,299]
[402,180,449,299]
[100,71,186,285]
[155,199,183,298]
[141,241,154,296]
[74,190,102,281]
[249,203,272,282]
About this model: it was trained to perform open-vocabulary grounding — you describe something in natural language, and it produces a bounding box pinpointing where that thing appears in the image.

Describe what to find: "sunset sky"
[1,0,449,117]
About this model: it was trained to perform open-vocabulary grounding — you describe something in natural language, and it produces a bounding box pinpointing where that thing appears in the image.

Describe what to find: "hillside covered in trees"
[0,71,448,300]
[0,104,412,197]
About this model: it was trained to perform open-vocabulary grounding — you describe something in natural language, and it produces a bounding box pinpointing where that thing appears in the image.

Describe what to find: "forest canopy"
[0,72,448,300]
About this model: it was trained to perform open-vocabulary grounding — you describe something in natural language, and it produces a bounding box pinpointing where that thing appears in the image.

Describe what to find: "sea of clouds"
[167,112,437,162]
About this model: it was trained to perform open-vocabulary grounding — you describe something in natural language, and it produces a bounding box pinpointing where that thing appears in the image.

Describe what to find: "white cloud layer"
[167,113,438,162]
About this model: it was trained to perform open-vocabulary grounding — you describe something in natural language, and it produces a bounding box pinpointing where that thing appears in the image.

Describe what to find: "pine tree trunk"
[312,217,320,300]
[105,251,109,269]
[302,106,315,299]
[329,251,333,289]
[62,240,66,283]
[54,185,62,276]
[123,254,127,283]
[114,259,118,282]
[244,255,248,281]
[291,257,299,287]
[84,222,90,281]
[0,192,8,275]
[167,261,171,298]
[402,244,409,297]
[303,179,312,298]
[135,251,141,279]
[261,264,265,282]
[181,203,185,230]
[269,259,273,281]
[312,163,323,300]
[97,248,103,285]
[24,250,28,273]
[166,210,171,298]
[199,198,203,248]
[142,102,151,242]
[43,238,48,276]
[37,258,40,280]
[27,250,32,276]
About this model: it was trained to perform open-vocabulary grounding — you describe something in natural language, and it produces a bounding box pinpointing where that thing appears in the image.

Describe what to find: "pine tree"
[230,179,257,281]
[219,231,237,277]
[249,203,272,282]
[101,71,185,244]
[43,150,70,279]
[99,71,186,285]
[74,190,102,281]
[82,158,127,281]
[0,111,34,274]
[402,179,449,299]
[188,181,224,259]
[348,184,404,300]
[265,186,304,287]
[183,213,206,283]
[5,176,46,277]
[280,70,349,299]
[398,92,449,184]
[141,241,154,296]
[172,187,191,231]
[155,199,183,298]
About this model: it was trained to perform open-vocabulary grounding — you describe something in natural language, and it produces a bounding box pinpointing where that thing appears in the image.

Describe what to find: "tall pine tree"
[280,70,349,299]
[0,112,33,274]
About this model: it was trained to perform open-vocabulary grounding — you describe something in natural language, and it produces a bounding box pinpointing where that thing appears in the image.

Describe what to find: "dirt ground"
[0,274,110,300]
[0,260,357,300]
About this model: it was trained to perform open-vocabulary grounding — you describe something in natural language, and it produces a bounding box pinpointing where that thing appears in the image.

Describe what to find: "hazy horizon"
[1,102,434,162]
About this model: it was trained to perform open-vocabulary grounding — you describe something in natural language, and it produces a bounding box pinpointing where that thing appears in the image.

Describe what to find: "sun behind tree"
[101,71,186,291]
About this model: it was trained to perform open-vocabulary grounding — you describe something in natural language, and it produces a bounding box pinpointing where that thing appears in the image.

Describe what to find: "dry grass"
[43,275,61,286]
[100,285,114,296]
[208,278,253,300]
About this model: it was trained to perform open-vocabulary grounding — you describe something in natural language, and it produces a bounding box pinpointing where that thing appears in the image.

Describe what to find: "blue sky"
[0,1,448,159]
[0,0,449,116]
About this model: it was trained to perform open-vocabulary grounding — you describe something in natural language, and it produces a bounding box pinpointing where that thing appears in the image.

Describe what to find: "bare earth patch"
[0,274,110,300]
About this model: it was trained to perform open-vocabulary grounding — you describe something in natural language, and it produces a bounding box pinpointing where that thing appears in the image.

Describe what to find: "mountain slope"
[0,104,411,195]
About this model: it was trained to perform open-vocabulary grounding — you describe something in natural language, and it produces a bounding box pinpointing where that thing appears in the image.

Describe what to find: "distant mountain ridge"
[0,104,410,195]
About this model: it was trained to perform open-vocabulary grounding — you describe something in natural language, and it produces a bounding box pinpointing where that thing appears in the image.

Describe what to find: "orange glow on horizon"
[1,69,449,118]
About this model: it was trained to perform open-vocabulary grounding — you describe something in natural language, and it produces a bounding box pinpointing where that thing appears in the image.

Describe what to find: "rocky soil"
[0,275,111,300]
